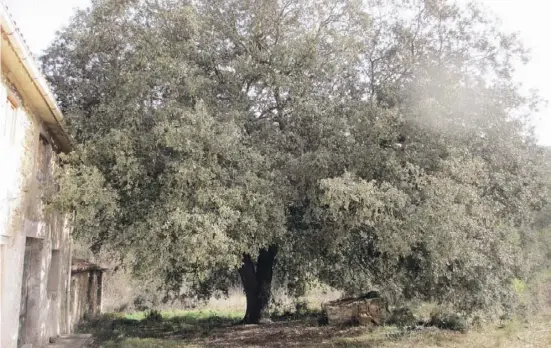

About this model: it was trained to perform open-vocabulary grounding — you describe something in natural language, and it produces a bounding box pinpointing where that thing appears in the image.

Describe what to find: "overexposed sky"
[3,0,90,52]
[3,0,550,146]
[473,0,551,146]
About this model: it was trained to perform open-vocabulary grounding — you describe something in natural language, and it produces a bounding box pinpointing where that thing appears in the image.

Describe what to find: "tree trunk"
[238,245,277,324]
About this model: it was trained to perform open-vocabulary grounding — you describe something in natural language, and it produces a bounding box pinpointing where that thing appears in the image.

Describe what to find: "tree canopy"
[43,0,549,322]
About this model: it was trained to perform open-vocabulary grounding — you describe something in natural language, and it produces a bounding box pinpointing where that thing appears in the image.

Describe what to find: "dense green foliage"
[43,0,549,319]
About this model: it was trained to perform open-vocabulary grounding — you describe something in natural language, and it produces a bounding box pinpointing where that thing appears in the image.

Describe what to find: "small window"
[47,249,61,293]
[37,134,52,183]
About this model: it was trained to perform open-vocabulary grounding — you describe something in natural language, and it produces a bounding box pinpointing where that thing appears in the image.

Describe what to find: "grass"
[123,309,244,322]
[82,307,551,347]
[85,276,551,347]
[81,309,244,347]
[328,310,551,348]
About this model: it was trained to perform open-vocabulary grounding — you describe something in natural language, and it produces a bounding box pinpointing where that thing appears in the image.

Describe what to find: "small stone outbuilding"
[68,259,106,332]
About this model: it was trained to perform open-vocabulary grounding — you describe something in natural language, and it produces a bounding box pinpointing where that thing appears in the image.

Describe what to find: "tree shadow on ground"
[80,310,373,347]
[80,312,240,344]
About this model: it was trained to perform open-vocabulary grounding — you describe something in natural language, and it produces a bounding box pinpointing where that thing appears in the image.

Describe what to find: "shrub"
[386,307,417,327]
[317,312,329,326]
[429,309,468,333]
[144,309,163,322]
[295,300,309,315]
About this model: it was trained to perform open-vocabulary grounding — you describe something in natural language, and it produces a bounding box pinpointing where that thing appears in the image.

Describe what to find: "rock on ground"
[322,295,389,326]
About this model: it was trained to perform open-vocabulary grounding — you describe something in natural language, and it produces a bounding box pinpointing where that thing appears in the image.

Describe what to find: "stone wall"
[0,78,73,348]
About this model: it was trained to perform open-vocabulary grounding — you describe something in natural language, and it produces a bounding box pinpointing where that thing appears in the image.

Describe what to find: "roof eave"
[0,3,71,152]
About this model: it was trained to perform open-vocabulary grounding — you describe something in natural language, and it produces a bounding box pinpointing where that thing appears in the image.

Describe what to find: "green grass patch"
[123,309,243,322]
[81,309,244,346]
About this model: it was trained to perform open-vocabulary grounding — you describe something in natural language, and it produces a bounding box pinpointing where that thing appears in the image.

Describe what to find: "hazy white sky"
[3,0,550,146]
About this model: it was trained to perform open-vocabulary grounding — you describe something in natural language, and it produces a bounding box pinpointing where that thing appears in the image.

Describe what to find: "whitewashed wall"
[0,79,73,348]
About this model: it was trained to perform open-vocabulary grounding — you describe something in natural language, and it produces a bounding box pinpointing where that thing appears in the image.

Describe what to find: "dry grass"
[102,270,343,314]
[202,287,247,313]
[331,311,551,347]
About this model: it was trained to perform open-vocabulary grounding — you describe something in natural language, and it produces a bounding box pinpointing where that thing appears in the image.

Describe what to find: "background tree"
[43,0,548,323]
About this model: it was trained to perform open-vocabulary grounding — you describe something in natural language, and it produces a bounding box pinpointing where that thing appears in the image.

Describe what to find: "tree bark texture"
[238,245,278,324]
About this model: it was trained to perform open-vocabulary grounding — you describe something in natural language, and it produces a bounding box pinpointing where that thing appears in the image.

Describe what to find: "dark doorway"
[18,237,43,348]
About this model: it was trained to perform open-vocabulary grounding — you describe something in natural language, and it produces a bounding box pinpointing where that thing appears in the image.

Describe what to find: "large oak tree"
[43,0,548,323]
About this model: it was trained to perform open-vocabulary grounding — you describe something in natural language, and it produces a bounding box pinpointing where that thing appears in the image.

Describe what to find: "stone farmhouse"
[0,3,103,348]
